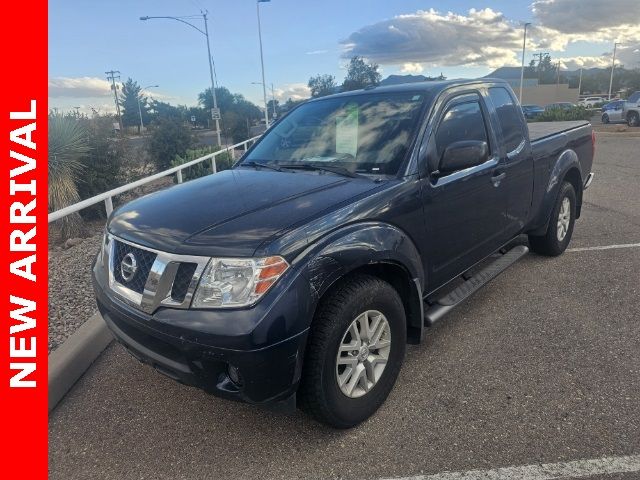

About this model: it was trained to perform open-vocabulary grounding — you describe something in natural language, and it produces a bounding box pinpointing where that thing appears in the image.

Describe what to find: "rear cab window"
[488,87,526,153]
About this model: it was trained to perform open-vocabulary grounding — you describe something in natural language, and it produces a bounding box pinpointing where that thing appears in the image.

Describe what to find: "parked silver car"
[601,100,626,124]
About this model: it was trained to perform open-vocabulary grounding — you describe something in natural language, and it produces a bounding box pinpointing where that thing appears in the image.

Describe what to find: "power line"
[105,70,123,131]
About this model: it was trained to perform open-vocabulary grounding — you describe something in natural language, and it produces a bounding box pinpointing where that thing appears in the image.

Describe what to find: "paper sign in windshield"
[336,103,358,158]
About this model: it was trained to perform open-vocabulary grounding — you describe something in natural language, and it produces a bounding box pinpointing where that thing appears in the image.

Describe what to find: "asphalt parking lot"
[49,135,640,480]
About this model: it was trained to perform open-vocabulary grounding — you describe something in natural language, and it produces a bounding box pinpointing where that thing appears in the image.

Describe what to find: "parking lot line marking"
[567,243,640,252]
[383,454,640,480]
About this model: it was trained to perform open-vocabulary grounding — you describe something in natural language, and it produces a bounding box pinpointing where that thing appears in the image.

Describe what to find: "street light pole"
[137,84,158,133]
[140,12,222,146]
[608,42,621,100]
[519,22,531,103]
[256,0,269,128]
[202,12,222,146]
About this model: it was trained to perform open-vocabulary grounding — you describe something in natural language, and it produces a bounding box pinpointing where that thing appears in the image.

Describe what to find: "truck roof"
[309,78,511,102]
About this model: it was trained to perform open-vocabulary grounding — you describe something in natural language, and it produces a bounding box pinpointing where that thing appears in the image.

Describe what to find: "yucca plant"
[48,115,90,239]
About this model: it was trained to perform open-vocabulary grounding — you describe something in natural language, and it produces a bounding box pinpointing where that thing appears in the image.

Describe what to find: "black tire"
[298,274,406,428]
[601,114,609,124]
[628,112,640,127]
[528,181,576,256]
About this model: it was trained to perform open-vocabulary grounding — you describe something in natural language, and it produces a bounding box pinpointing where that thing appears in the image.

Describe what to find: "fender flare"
[295,221,426,342]
[530,149,583,235]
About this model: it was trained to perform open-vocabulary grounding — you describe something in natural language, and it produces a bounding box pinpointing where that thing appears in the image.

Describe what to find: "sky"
[49,0,640,114]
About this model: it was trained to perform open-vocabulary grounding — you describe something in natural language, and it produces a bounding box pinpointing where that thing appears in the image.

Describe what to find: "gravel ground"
[48,233,103,353]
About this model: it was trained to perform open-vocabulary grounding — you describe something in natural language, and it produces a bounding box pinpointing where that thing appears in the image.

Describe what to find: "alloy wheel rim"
[335,310,391,398]
[557,196,571,241]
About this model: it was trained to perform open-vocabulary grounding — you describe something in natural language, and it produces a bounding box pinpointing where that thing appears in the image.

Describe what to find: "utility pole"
[556,62,561,86]
[256,0,270,128]
[518,22,531,103]
[106,70,123,130]
[608,42,621,100]
[577,68,583,96]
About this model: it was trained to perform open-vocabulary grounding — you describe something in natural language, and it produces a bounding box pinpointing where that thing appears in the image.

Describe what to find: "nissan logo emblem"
[120,253,138,282]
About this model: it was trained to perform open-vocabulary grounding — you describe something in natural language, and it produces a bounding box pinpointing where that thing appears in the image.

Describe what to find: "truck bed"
[527,121,590,143]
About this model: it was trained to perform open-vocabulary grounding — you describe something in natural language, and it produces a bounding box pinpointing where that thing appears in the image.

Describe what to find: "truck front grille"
[112,240,157,294]
[105,234,209,314]
[171,262,198,302]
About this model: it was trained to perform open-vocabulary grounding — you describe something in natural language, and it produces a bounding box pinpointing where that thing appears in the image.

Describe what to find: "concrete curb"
[48,313,113,412]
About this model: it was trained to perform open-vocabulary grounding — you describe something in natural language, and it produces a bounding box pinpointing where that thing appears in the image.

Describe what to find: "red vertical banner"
[0,0,48,478]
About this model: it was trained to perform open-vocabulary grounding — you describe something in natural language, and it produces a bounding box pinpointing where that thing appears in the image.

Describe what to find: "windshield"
[241,91,427,175]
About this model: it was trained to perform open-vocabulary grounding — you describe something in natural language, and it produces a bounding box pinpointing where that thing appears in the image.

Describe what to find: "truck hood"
[108,168,380,257]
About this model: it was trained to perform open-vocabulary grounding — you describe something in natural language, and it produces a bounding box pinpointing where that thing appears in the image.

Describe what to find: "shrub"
[171,146,234,183]
[48,115,90,238]
[76,116,131,219]
[149,117,193,171]
[532,106,594,122]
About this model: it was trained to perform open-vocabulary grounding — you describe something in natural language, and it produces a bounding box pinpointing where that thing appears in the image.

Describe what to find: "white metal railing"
[48,135,261,223]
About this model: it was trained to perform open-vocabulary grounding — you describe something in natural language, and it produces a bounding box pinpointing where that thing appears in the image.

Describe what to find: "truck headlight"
[192,256,289,308]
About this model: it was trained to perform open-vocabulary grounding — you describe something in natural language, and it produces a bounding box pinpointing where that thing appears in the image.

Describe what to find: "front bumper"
[93,257,313,405]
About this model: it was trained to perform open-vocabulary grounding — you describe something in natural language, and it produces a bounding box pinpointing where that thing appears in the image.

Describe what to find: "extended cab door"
[420,91,508,289]
[485,86,533,237]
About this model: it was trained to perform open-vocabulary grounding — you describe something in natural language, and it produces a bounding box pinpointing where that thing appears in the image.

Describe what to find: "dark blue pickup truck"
[93,79,594,428]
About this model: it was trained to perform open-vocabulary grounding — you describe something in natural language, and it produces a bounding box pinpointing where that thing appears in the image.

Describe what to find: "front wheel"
[298,274,406,428]
[628,112,639,127]
[528,181,576,256]
[601,114,609,124]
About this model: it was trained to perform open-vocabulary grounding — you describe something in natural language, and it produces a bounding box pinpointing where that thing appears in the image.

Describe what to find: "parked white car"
[579,97,605,108]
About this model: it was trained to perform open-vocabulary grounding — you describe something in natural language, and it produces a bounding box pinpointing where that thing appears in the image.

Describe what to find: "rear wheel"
[628,112,639,127]
[528,181,576,256]
[298,274,406,428]
[601,113,609,124]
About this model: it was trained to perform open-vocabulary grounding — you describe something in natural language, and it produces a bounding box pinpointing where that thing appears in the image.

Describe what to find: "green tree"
[149,117,193,170]
[267,99,280,118]
[48,115,90,238]
[342,56,381,91]
[149,99,184,121]
[197,86,262,141]
[197,87,262,119]
[308,74,336,97]
[119,78,150,132]
[536,54,558,85]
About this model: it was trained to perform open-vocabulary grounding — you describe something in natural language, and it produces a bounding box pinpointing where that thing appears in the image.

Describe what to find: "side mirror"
[437,140,488,175]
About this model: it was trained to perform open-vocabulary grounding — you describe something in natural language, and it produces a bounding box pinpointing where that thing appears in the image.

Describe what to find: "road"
[49,135,640,480]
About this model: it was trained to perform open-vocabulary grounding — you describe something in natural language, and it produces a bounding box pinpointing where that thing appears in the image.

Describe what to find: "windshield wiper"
[242,161,282,172]
[278,163,361,178]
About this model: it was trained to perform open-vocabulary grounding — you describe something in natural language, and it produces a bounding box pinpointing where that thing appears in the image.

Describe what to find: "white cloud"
[556,43,640,70]
[341,8,523,69]
[341,3,640,72]
[400,62,424,73]
[274,83,310,102]
[49,76,113,98]
[532,0,640,41]
[306,49,328,55]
